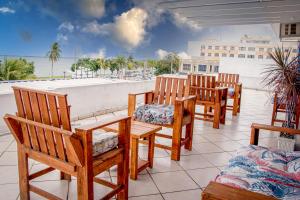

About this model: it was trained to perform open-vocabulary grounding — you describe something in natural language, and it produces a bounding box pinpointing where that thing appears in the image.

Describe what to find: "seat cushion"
[228,87,235,97]
[92,130,118,156]
[133,104,174,125]
[215,145,300,199]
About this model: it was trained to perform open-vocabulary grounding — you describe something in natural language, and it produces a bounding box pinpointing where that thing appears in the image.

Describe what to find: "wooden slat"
[48,95,66,161]
[29,185,63,200]
[165,78,172,104]
[21,90,40,151]
[171,78,178,104]
[153,77,161,103]
[30,92,48,154]
[37,93,57,157]
[177,79,185,98]
[159,77,167,104]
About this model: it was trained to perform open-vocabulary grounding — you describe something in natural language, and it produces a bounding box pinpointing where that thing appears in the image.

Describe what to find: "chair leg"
[220,106,226,124]
[171,124,182,161]
[77,167,94,200]
[184,123,193,150]
[18,146,29,200]
[213,105,220,129]
[232,97,238,116]
[117,161,128,200]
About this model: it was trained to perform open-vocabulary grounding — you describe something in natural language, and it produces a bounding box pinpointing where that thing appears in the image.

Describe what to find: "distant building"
[180,35,298,74]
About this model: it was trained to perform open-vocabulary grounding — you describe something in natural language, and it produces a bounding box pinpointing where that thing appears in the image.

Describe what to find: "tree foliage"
[0,58,35,80]
[154,53,180,75]
[47,42,61,78]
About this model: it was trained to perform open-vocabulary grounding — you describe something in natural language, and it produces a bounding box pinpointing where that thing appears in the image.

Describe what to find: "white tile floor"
[0,89,280,199]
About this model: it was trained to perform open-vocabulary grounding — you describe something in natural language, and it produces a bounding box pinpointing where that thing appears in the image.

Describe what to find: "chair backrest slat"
[217,73,239,88]
[12,86,71,162]
[189,74,217,103]
[153,76,190,105]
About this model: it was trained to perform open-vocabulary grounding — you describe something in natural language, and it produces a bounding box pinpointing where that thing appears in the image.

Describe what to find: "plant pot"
[277,137,296,152]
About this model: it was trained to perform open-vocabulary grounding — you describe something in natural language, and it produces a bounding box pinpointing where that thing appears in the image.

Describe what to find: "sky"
[0,0,278,60]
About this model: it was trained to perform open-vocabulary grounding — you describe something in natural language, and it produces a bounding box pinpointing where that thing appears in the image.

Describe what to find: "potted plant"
[262,46,300,151]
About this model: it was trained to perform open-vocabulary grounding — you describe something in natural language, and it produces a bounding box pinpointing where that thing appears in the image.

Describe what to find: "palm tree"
[47,42,61,79]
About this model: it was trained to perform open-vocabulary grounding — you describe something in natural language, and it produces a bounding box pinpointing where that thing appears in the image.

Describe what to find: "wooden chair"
[189,74,228,129]
[202,123,300,200]
[9,86,130,200]
[128,75,196,161]
[217,73,242,116]
[271,93,300,128]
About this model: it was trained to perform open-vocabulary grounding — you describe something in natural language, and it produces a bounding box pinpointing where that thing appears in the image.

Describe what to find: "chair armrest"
[250,123,300,145]
[128,91,154,116]
[75,116,131,133]
[202,181,277,200]
[175,95,196,102]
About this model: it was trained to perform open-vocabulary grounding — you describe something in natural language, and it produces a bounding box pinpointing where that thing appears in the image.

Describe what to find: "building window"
[215,46,219,50]
[247,55,255,59]
[285,24,289,35]
[208,46,212,50]
[267,48,272,52]
[200,52,205,56]
[284,48,289,53]
[198,65,207,72]
[239,47,246,51]
[291,24,296,35]
[230,46,235,50]
[223,46,227,50]
[201,45,205,49]
[229,54,234,58]
[208,53,211,57]
[259,48,264,52]
[292,49,297,53]
[266,55,272,59]
[182,64,191,71]
[258,55,263,59]
[222,53,227,57]
[214,53,219,57]
[214,66,219,73]
[238,54,245,58]
[248,47,255,51]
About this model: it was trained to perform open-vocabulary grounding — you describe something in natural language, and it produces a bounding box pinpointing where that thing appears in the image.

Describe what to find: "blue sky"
[0,0,277,59]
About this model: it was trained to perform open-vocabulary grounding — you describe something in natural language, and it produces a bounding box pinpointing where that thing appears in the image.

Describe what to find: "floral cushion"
[133,104,174,125]
[215,145,300,199]
[228,87,235,97]
[92,130,118,156]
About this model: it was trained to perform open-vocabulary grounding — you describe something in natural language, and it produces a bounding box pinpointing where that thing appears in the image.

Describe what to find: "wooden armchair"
[202,123,300,200]
[189,74,228,129]
[217,73,242,116]
[128,75,196,161]
[271,93,300,128]
[9,86,130,200]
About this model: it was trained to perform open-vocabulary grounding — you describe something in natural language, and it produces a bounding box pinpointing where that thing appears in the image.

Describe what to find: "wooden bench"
[217,73,242,116]
[189,74,228,129]
[9,86,131,200]
[128,75,196,161]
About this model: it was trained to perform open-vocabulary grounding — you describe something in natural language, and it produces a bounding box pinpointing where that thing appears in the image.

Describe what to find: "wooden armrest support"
[250,123,300,145]
[175,95,196,102]
[128,91,153,96]
[202,182,277,200]
[76,116,131,133]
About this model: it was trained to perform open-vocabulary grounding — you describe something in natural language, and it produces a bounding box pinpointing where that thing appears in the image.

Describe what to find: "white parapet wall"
[0,78,155,134]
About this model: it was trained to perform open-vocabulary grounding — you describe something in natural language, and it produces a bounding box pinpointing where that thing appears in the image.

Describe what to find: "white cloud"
[83,48,106,59]
[58,22,74,32]
[172,12,202,31]
[156,49,191,59]
[79,0,105,18]
[0,7,15,14]
[156,49,169,59]
[57,33,68,42]
[83,8,148,50]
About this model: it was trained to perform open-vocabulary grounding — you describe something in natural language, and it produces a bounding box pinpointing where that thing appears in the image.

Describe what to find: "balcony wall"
[0,79,155,134]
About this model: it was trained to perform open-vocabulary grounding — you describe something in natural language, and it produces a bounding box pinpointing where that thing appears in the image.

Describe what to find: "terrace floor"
[0,89,280,200]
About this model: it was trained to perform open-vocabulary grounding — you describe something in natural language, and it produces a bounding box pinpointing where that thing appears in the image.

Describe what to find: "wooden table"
[104,120,162,180]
